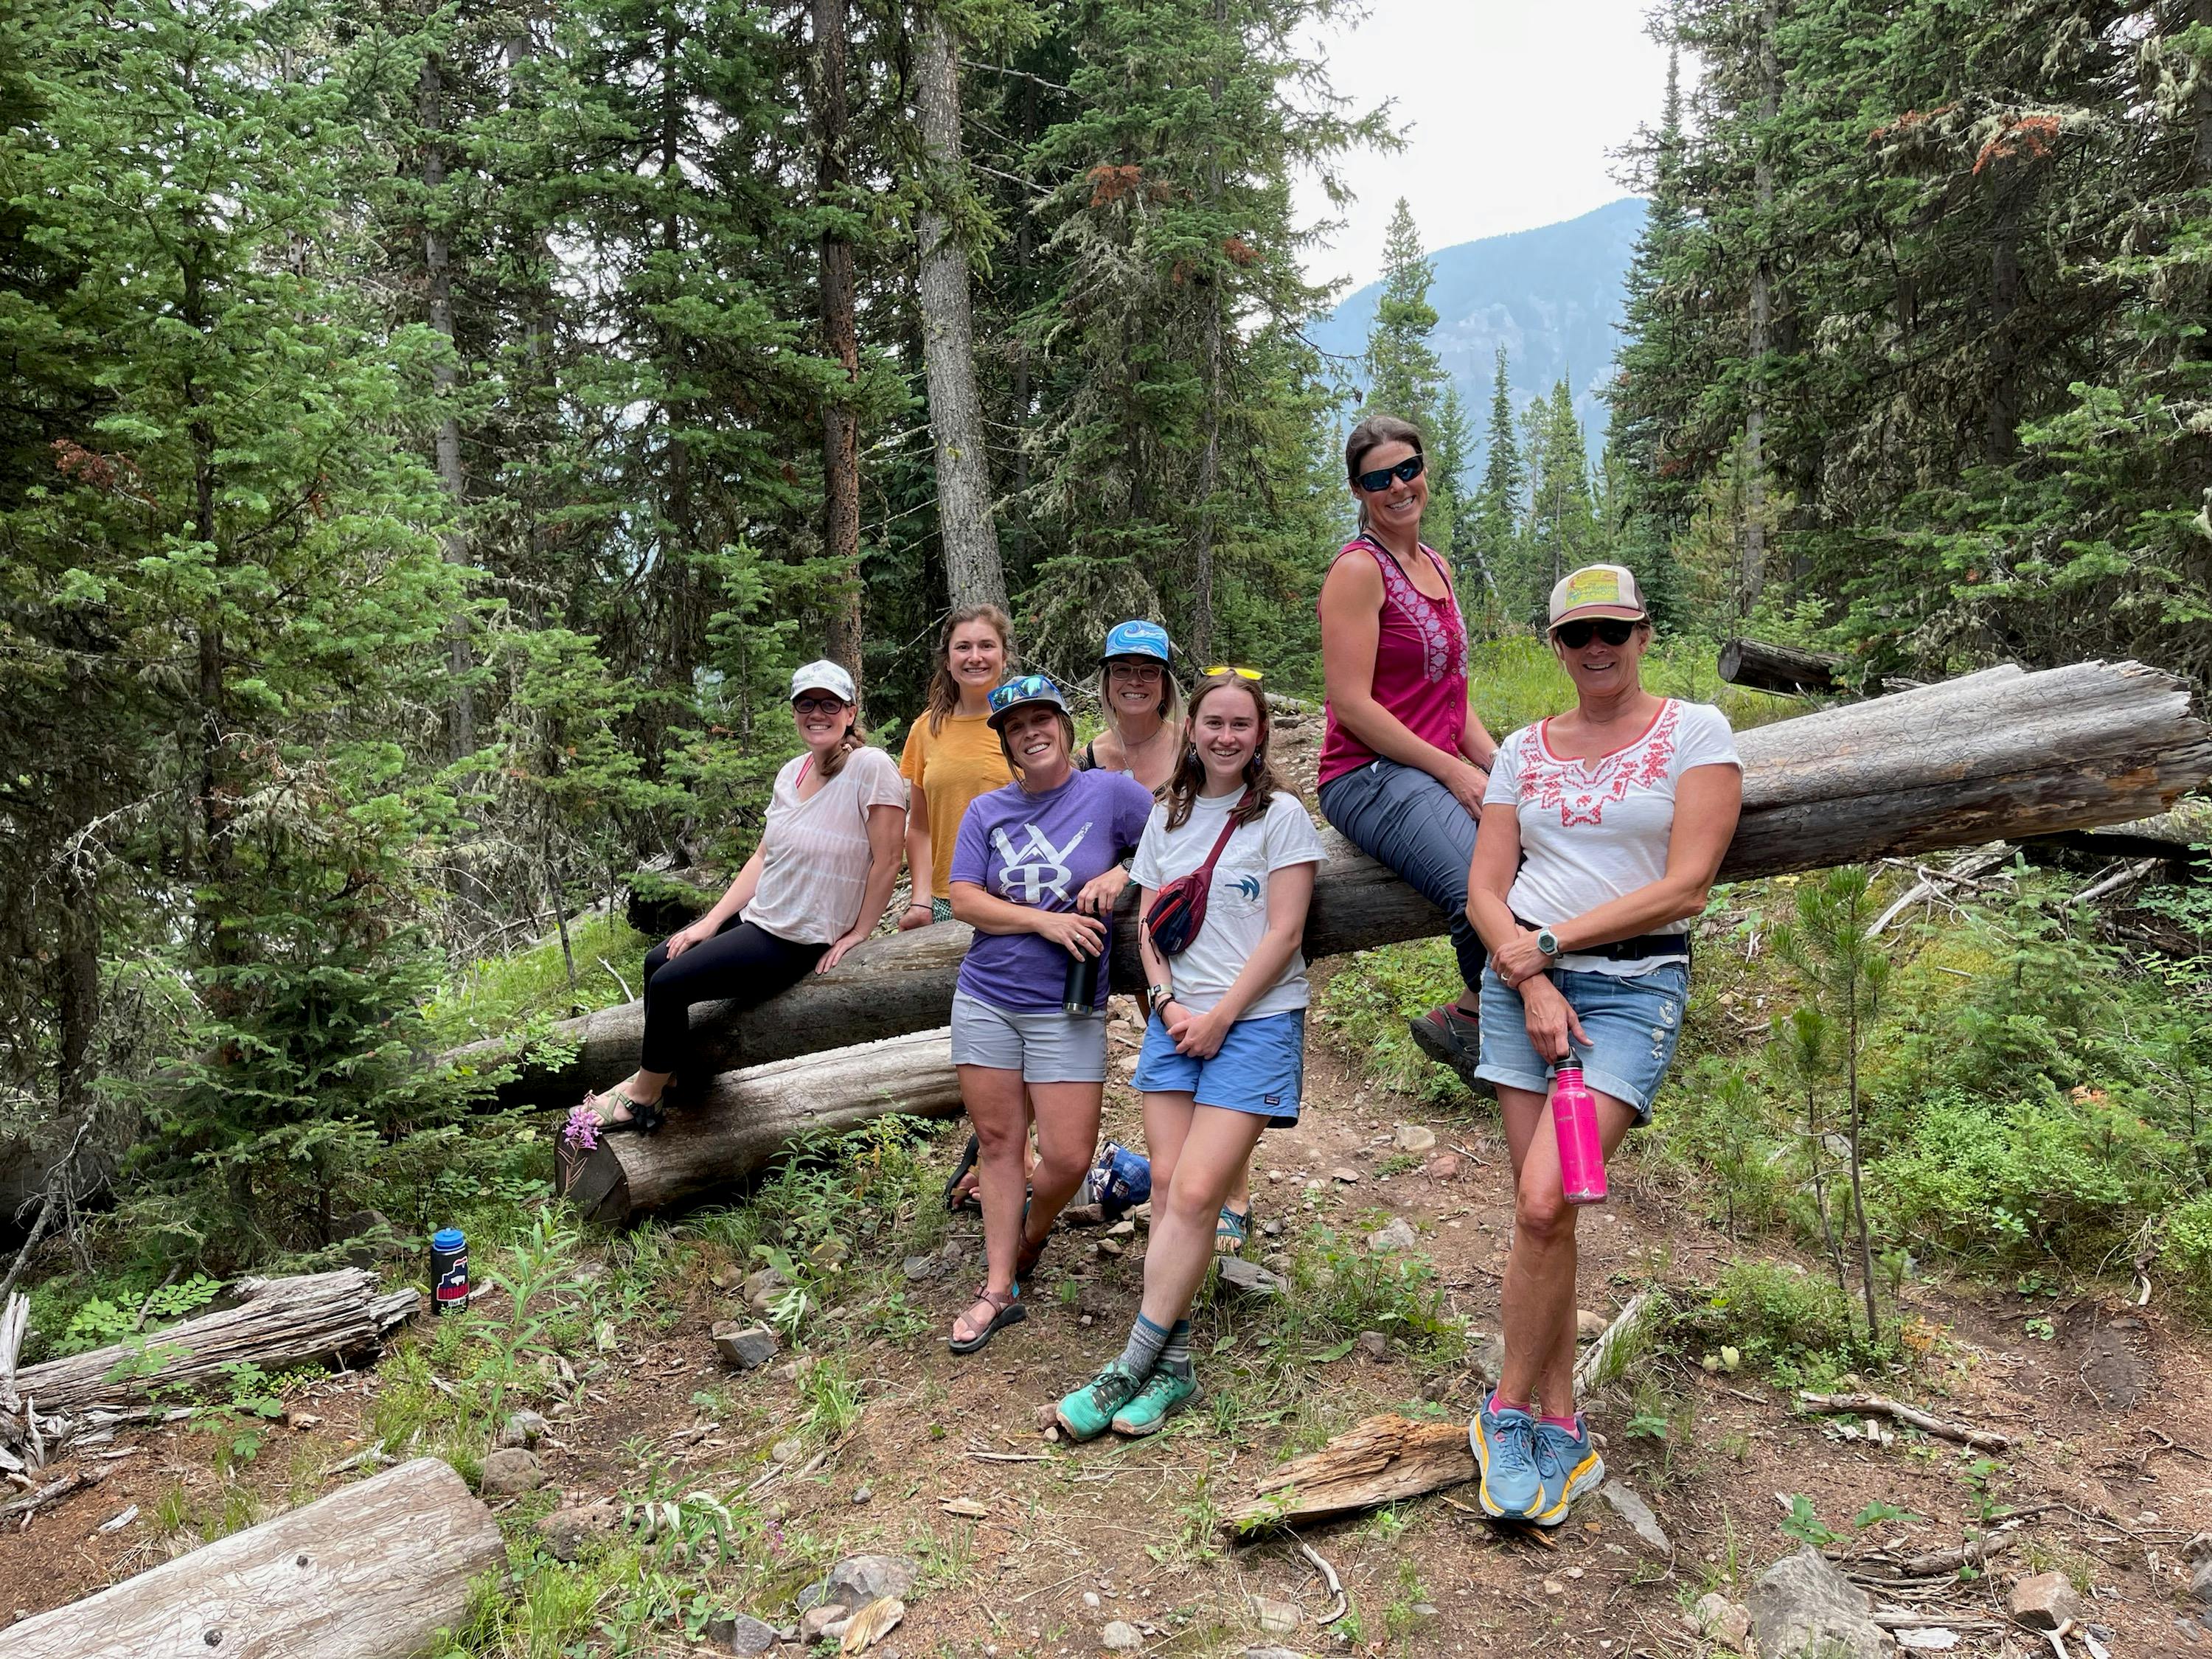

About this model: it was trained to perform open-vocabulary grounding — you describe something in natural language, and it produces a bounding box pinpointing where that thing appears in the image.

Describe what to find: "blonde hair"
[924,604,1015,735]
[1162,675,1293,831]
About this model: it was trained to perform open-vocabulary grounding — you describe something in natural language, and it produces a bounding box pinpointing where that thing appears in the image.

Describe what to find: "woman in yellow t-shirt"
[899,604,1016,927]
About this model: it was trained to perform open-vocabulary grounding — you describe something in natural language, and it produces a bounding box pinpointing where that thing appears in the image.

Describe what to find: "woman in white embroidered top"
[577,661,908,1135]
[1461,566,1742,1529]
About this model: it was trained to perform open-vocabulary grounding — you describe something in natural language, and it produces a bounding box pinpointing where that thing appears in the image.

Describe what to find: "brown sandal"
[948,1283,1025,1354]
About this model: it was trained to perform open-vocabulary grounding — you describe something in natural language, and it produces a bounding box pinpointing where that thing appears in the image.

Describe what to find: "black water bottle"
[1062,943,1102,1013]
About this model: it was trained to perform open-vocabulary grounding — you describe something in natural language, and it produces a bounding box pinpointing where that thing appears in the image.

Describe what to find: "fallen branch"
[1866,846,2013,939]
[1797,1391,2011,1451]
[2070,856,2165,908]
[1219,1414,1472,1534]
[1296,1539,1349,1624]
[1,1270,417,1463]
[1,1466,101,1524]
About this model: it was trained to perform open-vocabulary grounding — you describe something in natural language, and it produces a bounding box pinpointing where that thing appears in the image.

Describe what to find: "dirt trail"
[5,1013,2210,1655]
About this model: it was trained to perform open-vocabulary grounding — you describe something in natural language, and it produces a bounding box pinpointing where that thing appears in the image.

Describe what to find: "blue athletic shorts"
[1473,961,1688,1124]
[1133,1008,1304,1127]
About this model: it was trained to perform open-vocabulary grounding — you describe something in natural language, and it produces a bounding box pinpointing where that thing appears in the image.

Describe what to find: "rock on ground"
[1101,1621,1144,1650]
[1596,1481,1671,1556]
[712,1321,782,1370]
[497,1408,547,1448]
[1575,1307,1609,1339]
[1391,1122,1437,1153]
[1746,1548,1891,1659]
[824,1554,920,1607]
[1217,1257,1289,1297]
[1368,1217,1418,1252]
[538,1502,620,1562]
[478,1447,544,1497]
[706,1612,779,1654]
[798,1603,849,1643]
[2006,1570,2085,1630]
[1693,1592,1753,1653]
[1251,1596,1301,1635]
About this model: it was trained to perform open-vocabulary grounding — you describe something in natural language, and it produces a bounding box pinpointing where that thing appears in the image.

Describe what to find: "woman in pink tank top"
[1316,415,1499,1083]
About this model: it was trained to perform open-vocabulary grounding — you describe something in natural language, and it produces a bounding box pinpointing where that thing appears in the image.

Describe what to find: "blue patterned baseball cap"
[986,674,1071,728]
[1100,619,1171,664]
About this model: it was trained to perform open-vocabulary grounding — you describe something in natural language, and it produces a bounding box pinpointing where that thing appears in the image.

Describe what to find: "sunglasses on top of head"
[1550,619,1640,650]
[1354,454,1425,493]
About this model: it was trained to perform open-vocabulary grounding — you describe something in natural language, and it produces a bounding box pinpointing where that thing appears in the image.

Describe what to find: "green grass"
[424,912,653,1048]
[1468,633,1801,742]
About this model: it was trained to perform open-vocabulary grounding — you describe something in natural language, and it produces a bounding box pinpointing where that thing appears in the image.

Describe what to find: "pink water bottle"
[1551,1064,1607,1206]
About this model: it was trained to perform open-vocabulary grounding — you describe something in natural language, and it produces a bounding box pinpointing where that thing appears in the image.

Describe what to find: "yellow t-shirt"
[899,712,1012,899]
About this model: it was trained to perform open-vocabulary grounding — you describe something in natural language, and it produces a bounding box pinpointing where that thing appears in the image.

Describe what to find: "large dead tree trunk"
[461,661,2212,1112]
[557,1029,961,1223]
[814,0,863,681]
[7,1457,500,1659]
[1,1270,416,1464]
[912,5,1005,611]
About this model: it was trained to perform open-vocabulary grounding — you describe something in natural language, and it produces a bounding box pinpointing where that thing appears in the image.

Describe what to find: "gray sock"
[1116,1313,1171,1378]
[1158,1318,1194,1381]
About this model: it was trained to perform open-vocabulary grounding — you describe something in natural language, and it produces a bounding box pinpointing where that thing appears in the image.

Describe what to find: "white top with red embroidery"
[1484,699,1741,978]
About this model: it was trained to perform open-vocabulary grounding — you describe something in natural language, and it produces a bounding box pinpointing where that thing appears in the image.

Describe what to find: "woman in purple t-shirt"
[945,675,1154,1353]
[1318,414,1500,1085]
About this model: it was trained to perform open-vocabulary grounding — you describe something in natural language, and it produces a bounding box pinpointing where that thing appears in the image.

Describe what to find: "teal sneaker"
[1054,1362,1144,1441]
[1470,1392,1541,1519]
[1530,1414,1605,1527]
[1110,1368,1197,1436]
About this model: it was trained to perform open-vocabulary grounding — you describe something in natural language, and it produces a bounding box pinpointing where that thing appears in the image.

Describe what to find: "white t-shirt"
[1130,790,1326,1018]
[743,746,908,945]
[1485,699,1741,978]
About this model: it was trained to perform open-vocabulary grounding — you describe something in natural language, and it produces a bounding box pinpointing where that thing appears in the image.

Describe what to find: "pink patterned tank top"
[1317,536,1470,788]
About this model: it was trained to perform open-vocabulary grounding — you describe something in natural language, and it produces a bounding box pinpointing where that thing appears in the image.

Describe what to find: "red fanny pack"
[1143,792,1250,956]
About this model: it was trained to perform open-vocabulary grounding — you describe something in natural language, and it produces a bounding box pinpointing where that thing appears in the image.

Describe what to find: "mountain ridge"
[1310,197,1647,467]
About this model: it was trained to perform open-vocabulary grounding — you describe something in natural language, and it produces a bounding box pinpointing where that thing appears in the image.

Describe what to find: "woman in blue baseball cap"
[1080,619,1183,793]
[944,674,1155,1353]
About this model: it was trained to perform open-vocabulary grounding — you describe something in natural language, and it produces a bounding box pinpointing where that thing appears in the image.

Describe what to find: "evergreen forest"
[4,1,2212,1649]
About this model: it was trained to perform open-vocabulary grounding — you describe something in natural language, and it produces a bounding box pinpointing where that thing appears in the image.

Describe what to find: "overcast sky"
[1292,0,1677,295]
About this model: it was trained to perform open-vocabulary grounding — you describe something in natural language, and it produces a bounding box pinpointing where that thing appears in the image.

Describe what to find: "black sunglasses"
[1354,454,1425,493]
[792,694,848,715]
[1551,618,1640,649]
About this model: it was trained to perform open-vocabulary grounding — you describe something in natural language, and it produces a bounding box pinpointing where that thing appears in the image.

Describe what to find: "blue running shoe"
[1470,1392,1541,1519]
[1531,1414,1605,1527]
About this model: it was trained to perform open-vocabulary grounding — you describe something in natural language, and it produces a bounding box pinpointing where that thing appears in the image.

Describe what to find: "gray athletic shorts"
[950,990,1108,1084]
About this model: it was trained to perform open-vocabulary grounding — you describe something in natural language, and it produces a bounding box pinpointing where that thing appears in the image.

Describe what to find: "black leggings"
[639,913,827,1075]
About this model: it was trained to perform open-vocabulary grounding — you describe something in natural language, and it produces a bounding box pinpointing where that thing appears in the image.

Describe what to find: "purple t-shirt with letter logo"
[950,768,1155,1011]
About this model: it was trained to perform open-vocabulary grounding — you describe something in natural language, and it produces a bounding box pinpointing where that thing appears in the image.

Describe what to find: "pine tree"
[1358,198,1465,558]
[1522,378,1600,601]
[1473,345,1526,621]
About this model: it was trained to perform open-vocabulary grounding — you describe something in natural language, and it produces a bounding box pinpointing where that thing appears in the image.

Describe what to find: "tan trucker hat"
[1548,564,1647,626]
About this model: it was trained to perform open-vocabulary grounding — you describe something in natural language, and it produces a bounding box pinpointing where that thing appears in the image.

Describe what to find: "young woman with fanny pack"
[1052,670,1323,1439]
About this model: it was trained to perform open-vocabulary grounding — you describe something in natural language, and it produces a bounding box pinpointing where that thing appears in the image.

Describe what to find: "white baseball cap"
[1548,564,1647,626]
[789,659,856,703]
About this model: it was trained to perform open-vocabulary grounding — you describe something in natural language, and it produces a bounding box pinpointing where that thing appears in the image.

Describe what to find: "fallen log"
[7,1456,501,1659]
[465,659,2212,1110]
[557,1029,964,1225]
[1,1270,417,1464]
[1719,636,1846,695]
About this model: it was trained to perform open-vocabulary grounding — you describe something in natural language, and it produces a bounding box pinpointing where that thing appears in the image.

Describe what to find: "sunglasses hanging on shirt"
[1550,619,1639,649]
[1354,454,1425,493]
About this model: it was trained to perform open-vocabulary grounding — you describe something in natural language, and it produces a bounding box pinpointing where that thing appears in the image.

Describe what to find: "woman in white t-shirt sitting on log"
[1052,669,1324,1440]
[1461,566,1742,1526]
[579,661,908,1134]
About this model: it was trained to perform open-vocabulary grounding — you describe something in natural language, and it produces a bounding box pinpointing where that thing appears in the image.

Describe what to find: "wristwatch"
[1534,925,1561,959]
[1148,981,1175,1015]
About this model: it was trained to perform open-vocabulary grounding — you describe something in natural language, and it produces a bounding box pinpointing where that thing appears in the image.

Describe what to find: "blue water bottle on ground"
[430,1227,468,1315]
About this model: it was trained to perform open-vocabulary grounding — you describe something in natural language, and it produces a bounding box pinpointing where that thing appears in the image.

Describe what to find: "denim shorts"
[1473,961,1689,1123]
[1133,1009,1304,1127]
[950,991,1107,1084]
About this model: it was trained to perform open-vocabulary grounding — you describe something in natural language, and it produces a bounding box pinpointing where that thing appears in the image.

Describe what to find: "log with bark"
[1718,636,1846,695]
[557,1029,964,1224]
[461,660,2212,1114]
[7,1456,501,1659]
[1,1269,417,1464]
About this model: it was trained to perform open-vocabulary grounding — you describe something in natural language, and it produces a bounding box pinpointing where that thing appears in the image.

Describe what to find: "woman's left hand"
[1075,866,1130,914]
[1168,1003,1231,1060]
[1490,928,1554,989]
[816,931,866,973]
